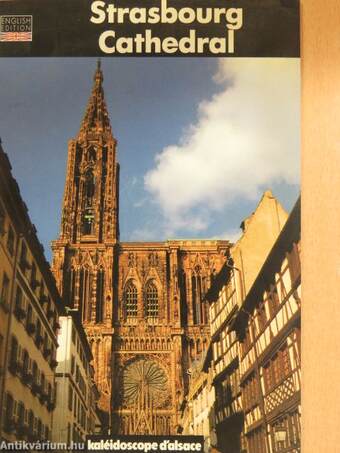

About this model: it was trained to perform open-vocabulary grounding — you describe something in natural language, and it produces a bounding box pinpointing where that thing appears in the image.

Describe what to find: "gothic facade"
[51,62,229,435]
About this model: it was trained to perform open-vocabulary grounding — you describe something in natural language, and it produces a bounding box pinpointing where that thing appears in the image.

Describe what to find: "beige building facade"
[53,311,100,444]
[0,142,61,442]
[179,353,216,453]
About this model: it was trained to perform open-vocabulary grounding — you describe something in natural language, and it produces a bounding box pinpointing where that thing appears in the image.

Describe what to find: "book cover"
[0,1,301,452]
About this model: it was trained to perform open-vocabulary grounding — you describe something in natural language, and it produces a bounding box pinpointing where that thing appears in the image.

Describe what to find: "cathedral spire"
[55,61,120,246]
[78,60,113,138]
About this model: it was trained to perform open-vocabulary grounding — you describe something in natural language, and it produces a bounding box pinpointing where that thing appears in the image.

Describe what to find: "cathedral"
[51,62,230,435]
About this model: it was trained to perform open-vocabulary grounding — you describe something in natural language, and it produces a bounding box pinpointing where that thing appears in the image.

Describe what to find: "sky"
[0,57,300,261]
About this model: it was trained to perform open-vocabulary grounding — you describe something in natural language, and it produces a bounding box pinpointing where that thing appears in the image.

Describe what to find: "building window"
[65,268,76,307]
[41,372,46,396]
[3,393,14,433]
[256,302,267,332]
[145,281,158,318]
[26,304,36,335]
[247,426,266,453]
[263,343,292,394]
[71,355,75,375]
[96,269,105,323]
[28,410,34,433]
[22,350,29,376]
[125,281,138,317]
[6,225,14,256]
[37,419,42,439]
[17,401,25,429]
[14,285,26,321]
[32,361,38,385]
[50,346,57,369]
[82,170,96,235]
[39,281,45,303]
[84,170,95,206]
[241,328,252,357]
[0,272,10,310]
[192,270,203,325]
[68,384,73,411]
[268,284,280,317]
[271,410,301,452]
[79,268,92,322]
[19,241,28,269]
[242,373,258,412]
[35,320,43,347]
[30,262,39,290]
[8,336,18,372]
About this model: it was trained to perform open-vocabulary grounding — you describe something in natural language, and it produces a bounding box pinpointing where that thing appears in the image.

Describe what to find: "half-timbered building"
[233,198,301,453]
[204,191,290,453]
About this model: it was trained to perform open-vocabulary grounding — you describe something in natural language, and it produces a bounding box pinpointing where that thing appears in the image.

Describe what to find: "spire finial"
[94,59,103,85]
[79,60,112,137]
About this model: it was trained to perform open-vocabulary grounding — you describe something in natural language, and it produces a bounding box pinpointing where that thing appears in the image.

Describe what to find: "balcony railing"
[264,372,297,414]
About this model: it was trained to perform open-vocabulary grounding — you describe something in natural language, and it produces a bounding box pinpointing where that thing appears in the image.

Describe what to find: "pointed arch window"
[125,281,138,317]
[88,146,96,163]
[79,268,93,322]
[84,170,95,207]
[96,268,105,323]
[145,281,158,318]
[192,266,204,325]
[82,170,95,235]
[65,267,76,308]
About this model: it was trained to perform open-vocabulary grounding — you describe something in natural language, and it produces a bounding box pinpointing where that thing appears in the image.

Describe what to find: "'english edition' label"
[0,15,32,42]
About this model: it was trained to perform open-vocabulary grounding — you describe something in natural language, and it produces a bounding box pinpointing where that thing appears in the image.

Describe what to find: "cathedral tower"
[52,61,118,412]
[52,62,229,433]
[59,60,119,245]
